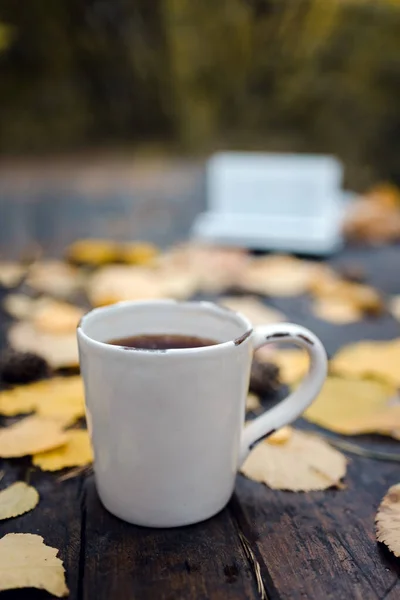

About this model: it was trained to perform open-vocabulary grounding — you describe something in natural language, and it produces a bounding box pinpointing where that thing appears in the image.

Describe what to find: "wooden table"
[1,245,400,600]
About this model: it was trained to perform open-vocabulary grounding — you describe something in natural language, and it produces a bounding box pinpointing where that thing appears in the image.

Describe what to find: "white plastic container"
[192,152,348,255]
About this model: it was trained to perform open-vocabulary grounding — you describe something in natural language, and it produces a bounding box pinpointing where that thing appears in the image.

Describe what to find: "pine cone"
[0,349,51,385]
[250,359,280,396]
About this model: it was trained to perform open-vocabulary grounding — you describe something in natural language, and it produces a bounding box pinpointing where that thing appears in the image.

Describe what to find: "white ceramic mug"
[78,300,327,528]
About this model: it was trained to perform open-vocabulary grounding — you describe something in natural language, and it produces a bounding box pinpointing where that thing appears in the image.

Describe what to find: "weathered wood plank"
[82,476,259,600]
[0,464,83,599]
[233,457,400,600]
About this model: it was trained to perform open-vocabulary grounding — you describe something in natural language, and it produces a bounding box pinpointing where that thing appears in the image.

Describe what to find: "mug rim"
[77,299,254,355]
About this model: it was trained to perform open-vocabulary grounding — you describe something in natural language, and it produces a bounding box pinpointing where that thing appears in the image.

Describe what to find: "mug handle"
[239,323,327,465]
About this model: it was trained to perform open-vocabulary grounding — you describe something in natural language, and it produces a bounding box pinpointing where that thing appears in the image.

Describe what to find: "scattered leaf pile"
[1,239,398,330]
[0,375,85,421]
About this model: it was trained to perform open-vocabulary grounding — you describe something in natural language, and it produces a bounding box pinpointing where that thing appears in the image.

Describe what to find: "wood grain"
[81,476,258,600]
[232,459,400,600]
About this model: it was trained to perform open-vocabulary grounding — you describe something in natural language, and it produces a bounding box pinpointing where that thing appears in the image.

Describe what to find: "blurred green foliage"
[0,0,399,185]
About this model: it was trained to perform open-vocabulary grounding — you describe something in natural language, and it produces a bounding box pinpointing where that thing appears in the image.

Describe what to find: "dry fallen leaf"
[31,298,84,334]
[311,297,362,324]
[0,533,69,597]
[2,293,35,320]
[0,482,39,520]
[0,262,26,288]
[158,244,250,294]
[27,260,82,298]
[0,376,85,423]
[241,428,346,491]
[35,377,85,423]
[240,255,318,297]
[33,429,93,471]
[310,263,383,313]
[311,268,383,317]
[120,241,159,266]
[246,393,261,412]
[376,483,400,557]
[87,262,198,306]
[344,187,400,245]
[4,295,84,335]
[8,320,79,368]
[0,416,68,458]
[258,349,309,385]
[330,339,400,387]
[219,296,285,326]
[67,238,119,265]
[348,283,384,316]
[87,265,166,306]
[0,378,55,416]
[340,404,400,439]
[267,426,293,445]
[155,266,198,300]
[304,376,396,435]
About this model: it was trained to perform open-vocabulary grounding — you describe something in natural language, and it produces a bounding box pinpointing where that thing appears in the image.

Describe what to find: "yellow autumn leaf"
[311,297,362,324]
[0,376,85,423]
[27,260,82,298]
[342,404,400,439]
[304,376,395,435]
[376,483,400,558]
[2,293,35,320]
[0,482,39,520]
[330,339,400,387]
[31,298,84,334]
[261,349,309,385]
[0,262,26,288]
[120,241,159,266]
[87,265,167,306]
[8,321,79,369]
[0,533,69,597]
[219,296,285,326]
[246,393,261,412]
[33,429,93,471]
[0,416,68,458]
[34,377,85,423]
[240,255,318,297]
[241,429,346,491]
[3,295,83,333]
[66,238,119,266]
[267,426,293,445]
[311,274,383,317]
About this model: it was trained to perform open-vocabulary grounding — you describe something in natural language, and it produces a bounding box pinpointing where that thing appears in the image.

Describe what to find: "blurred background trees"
[0,0,399,187]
